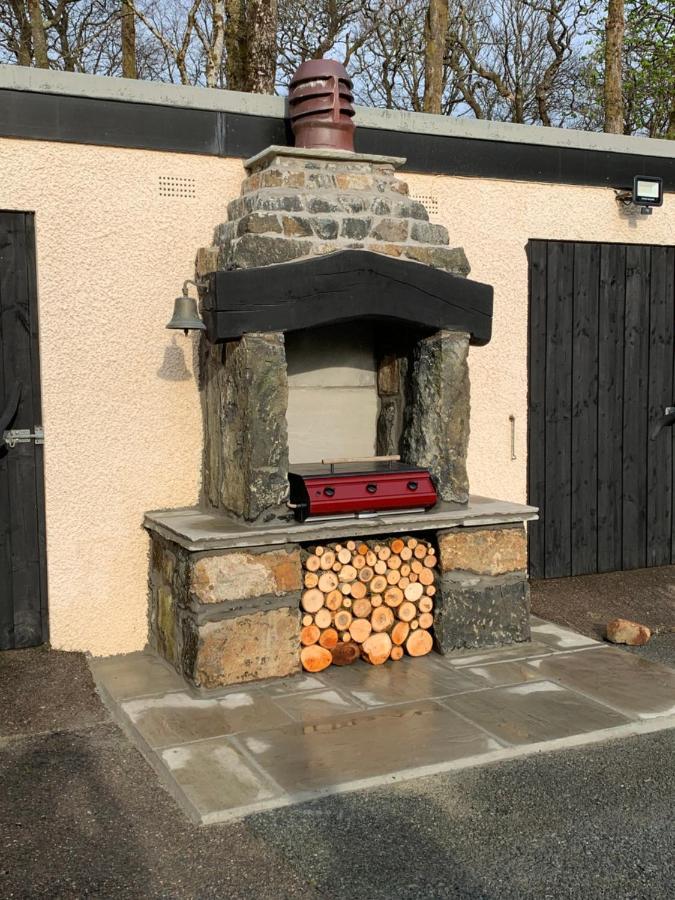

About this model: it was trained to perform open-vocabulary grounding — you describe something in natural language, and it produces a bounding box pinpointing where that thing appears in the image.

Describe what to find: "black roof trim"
[0,89,673,189]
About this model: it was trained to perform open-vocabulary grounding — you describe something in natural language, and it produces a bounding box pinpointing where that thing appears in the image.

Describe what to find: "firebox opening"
[286,322,378,464]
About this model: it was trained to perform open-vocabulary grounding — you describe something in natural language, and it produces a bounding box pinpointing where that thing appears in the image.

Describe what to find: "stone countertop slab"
[244,145,406,171]
[144,495,538,552]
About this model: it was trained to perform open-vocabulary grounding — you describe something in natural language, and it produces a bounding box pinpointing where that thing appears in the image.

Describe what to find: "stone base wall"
[148,535,302,689]
[434,525,530,650]
[148,521,530,688]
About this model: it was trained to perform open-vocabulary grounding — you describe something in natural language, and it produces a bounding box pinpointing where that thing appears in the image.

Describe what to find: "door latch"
[2,427,44,448]
[650,408,675,440]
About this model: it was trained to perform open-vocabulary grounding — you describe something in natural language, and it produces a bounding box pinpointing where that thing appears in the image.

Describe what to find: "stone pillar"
[203,332,289,521]
[400,330,470,504]
[434,525,530,651]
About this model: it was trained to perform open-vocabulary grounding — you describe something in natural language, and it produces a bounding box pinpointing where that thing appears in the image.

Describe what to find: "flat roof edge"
[1,64,673,161]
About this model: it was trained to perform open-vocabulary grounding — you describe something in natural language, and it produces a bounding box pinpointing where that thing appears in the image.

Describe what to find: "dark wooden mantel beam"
[203,250,493,345]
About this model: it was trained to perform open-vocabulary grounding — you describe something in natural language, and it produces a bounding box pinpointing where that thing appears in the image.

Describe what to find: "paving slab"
[90,616,675,825]
[442,680,629,745]
[273,688,365,723]
[90,651,185,702]
[252,673,327,696]
[442,640,556,667]
[529,617,601,650]
[238,700,501,795]
[161,739,283,822]
[318,654,479,706]
[121,690,293,749]
[463,660,546,688]
[526,647,675,719]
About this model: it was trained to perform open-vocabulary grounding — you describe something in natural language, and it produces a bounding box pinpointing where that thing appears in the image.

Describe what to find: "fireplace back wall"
[285,323,378,463]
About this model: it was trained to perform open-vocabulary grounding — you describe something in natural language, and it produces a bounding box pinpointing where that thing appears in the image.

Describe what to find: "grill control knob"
[407,481,419,491]
[366,483,378,494]
[323,486,335,497]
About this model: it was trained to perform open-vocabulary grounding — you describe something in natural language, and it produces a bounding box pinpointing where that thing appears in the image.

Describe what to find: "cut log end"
[331,641,360,666]
[301,644,332,672]
[405,629,433,657]
[362,632,392,666]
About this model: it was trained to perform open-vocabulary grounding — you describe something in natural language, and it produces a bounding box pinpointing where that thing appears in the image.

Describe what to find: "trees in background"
[603,0,624,132]
[575,0,673,137]
[0,0,671,137]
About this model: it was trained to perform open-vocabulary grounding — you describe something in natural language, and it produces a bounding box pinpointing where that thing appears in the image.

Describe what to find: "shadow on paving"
[0,645,108,737]
[531,565,675,667]
[247,729,675,900]
[2,641,674,898]
[0,723,318,899]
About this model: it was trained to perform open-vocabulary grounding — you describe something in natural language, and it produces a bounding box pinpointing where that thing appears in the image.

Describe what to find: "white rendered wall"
[1,134,673,655]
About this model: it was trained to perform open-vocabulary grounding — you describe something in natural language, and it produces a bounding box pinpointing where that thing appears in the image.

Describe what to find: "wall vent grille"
[159,176,196,198]
[410,192,439,217]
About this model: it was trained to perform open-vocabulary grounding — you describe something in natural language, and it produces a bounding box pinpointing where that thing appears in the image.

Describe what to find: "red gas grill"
[288,456,437,522]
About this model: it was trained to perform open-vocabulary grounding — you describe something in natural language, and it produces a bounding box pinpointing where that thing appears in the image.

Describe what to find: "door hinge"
[2,427,44,448]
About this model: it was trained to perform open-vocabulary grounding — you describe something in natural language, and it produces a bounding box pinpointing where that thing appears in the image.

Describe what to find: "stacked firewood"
[299,536,436,671]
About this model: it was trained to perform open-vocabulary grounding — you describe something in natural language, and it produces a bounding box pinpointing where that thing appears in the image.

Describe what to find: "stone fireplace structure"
[144,140,537,690]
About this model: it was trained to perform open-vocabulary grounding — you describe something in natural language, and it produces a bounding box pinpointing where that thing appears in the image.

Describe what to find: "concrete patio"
[90,617,675,825]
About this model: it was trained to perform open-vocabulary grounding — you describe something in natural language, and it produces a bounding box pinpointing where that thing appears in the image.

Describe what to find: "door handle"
[650,406,675,440]
[0,382,21,438]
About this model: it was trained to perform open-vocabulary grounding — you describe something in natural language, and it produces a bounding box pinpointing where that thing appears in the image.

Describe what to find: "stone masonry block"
[187,607,301,689]
[338,195,370,214]
[312,217,340,240]
[195,245,220,278]
[410,221,449,245]
[307,196,340,214]
[435,572,531,652]
[236,213,282,236]
[243,192,305,213]
[191,548,302,605]
[228,234,313,268]
[438,525,527,576]
[335,173,374,191]
[341,217,371,240]
[404,245,470,276]
[370,217,408,242]
[393,198,429,220]
[365,242,404,257]
[370,197,392,215]
[281,215,313,237]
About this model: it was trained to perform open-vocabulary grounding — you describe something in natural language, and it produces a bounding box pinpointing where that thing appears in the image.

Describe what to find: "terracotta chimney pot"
[288,59,356,152]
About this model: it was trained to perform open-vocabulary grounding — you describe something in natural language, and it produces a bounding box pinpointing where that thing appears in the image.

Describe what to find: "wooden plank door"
[528,240,675,579]
[0,211,48,648]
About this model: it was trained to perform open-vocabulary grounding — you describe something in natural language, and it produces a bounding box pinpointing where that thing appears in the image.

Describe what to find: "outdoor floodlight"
[615,176,664,215]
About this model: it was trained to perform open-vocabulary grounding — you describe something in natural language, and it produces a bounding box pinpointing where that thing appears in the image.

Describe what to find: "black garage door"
[528,240,675,579]
[0,211,48,648]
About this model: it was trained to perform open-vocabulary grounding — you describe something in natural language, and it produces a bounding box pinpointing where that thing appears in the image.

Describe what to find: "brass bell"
[166,281,206,335]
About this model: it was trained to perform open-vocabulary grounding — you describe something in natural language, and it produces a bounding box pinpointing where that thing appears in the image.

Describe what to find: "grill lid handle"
[320,454,401,474]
